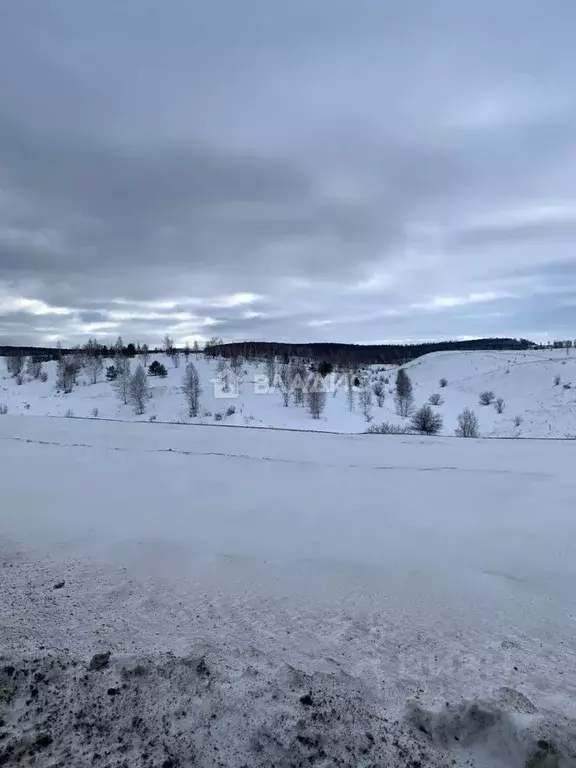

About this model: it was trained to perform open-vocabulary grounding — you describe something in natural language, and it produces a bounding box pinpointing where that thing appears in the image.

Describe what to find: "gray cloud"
[1,0,576,346]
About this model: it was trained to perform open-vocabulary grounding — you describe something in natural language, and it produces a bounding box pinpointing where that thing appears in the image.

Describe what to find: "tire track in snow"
[0,434,552,478]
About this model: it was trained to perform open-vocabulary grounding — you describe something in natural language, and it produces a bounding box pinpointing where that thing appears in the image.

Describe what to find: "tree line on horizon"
[203,337,535,365]
[0,336,536,366]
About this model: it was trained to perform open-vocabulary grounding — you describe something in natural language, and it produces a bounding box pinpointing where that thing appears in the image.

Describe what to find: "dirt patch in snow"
[0,649,443,767]
[1,650,575,768]
[408,694,576,768]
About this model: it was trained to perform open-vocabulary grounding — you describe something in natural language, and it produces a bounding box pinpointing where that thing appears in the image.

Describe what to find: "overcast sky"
[1,0,576,347]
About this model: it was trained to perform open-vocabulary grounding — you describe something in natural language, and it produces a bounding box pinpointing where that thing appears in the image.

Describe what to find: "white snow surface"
[1,415,576,766]
[3,348,576,437]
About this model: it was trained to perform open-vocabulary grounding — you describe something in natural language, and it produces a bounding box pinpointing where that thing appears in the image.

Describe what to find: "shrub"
[64,408,74,418]
[0,404,8,415]
[439,377,448,388]
[563,383,571,390]
[90,407,99,418]
[148,360,167,378]
[479,390,495,405]
[317,360,333,377]
[105,365,118,382]
[225,405,236,417]
[494,397,505,414]
[428,393,444,406]
[15,374,23,386]
[554,374,561,386]
[513,415,523,428]
[372,382,385,407]
[148,415,157,422]
[203,409,212,417]
[455,408,479,438]
[214,412,223,421]
[39,371,48,383]
[410,404,443,435]
[365,421,411,435]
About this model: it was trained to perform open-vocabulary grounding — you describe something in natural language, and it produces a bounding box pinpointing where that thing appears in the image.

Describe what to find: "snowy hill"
[1,349,576,437]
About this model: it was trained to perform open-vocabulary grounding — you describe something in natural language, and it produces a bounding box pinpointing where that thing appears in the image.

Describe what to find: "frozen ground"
[3,348,576,437]
[1,415,576,766]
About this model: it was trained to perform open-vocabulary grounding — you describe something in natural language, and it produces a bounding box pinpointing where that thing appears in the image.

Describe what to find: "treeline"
[0,335,202,361]
[204,338,535,366]
[0,336,537,366]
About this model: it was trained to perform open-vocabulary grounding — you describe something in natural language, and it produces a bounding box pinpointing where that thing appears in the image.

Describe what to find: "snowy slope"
[1,415,576,766]
[402,349,576,439]
[1,349,576,437]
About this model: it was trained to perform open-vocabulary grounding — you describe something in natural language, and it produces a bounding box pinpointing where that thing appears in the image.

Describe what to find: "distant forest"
[0,337,539,366]
[203,338,535,365]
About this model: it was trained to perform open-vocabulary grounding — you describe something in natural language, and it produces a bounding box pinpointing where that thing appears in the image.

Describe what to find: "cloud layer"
[1,1,576,346]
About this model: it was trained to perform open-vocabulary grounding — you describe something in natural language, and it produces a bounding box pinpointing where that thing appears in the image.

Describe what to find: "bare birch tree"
[306,374,327,419]
[182,362,202,417]
[129,364,149,415]
[113,358,131,405]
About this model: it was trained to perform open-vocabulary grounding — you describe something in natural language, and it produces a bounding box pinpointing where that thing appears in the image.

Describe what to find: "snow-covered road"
[1,416,575,766]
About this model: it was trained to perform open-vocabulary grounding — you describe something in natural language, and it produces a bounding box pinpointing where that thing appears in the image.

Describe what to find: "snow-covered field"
[2,349,576,438]
[1,415,576,766]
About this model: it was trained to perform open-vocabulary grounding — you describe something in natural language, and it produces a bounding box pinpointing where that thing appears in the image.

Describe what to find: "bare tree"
[290,359,307,405]
[86,355,103,384]
[279,364,291,406]
[182,362,202,417]
[204,336,223,350]
[114,336,124,358]
[306,374,327,419]
[265,357,276,387]
[113,358,131,405]
[129,364,149,415]
[428,393,443,406]
[164,334,175,356]
[394,369,414,417]
[494,396,505,414]
[359,387,373,421]
[215,359,232,393]
[455,408,479,438]
[171,351,181,368]
[56,356,80,393]
[6,354,24,378]
[346,370,355,411]
[26,355,43,380]
[230,355,244,377]
[372,381,385,407]
[140,343,150,367]
[193,340,200,356]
